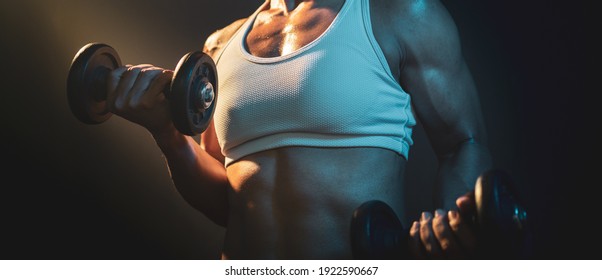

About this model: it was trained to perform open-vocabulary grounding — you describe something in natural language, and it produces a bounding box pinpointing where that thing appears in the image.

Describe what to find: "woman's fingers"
[419,211,444,259]
[448,210,477,257]
[432,209,463,259]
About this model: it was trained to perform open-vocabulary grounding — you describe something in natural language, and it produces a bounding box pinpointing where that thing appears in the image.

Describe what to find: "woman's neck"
[270,0,314,13]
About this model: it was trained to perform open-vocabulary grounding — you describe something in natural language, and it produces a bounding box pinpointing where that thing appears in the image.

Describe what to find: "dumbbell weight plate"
[475,169,529,257]
[475,169,527,234]
[67,43,121,124]
[170,51,218,136]
[350,200,406,259]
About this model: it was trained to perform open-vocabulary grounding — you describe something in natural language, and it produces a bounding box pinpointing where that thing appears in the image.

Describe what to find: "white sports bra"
[213,0,416,166]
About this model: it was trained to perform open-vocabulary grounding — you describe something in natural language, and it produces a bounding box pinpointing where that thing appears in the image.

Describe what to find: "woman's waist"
[222,146,407,259]
[226,147,406,218]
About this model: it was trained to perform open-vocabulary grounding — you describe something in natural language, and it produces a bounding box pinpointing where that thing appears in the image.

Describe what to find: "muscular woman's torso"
[224,147,406,259]
[206,0,408,259]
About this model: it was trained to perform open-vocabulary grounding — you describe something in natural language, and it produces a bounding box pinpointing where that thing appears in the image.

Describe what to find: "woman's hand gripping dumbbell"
[67,42,218,136]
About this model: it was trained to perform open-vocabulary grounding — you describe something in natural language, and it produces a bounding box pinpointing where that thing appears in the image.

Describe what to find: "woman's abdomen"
[222,147,407,259]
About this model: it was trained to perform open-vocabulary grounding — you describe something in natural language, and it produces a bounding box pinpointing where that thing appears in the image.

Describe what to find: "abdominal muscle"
[221,146,408,259]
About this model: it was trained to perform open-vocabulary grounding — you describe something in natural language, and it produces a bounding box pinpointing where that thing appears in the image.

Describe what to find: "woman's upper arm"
[200,120,224,165]
[395,0,488,157]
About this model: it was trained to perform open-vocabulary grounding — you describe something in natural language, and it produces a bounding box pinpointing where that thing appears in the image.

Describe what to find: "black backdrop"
[0,0,591,259]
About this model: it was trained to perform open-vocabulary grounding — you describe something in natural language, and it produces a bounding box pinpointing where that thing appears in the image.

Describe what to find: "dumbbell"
[350,169,531,259]
[67,42,218,136]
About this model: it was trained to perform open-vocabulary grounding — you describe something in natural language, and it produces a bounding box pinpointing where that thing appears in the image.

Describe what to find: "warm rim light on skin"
[271,0,313,56]
[281,24,297,56]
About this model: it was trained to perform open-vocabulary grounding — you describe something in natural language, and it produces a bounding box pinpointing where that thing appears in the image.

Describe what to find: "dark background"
[0,0,591,259]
